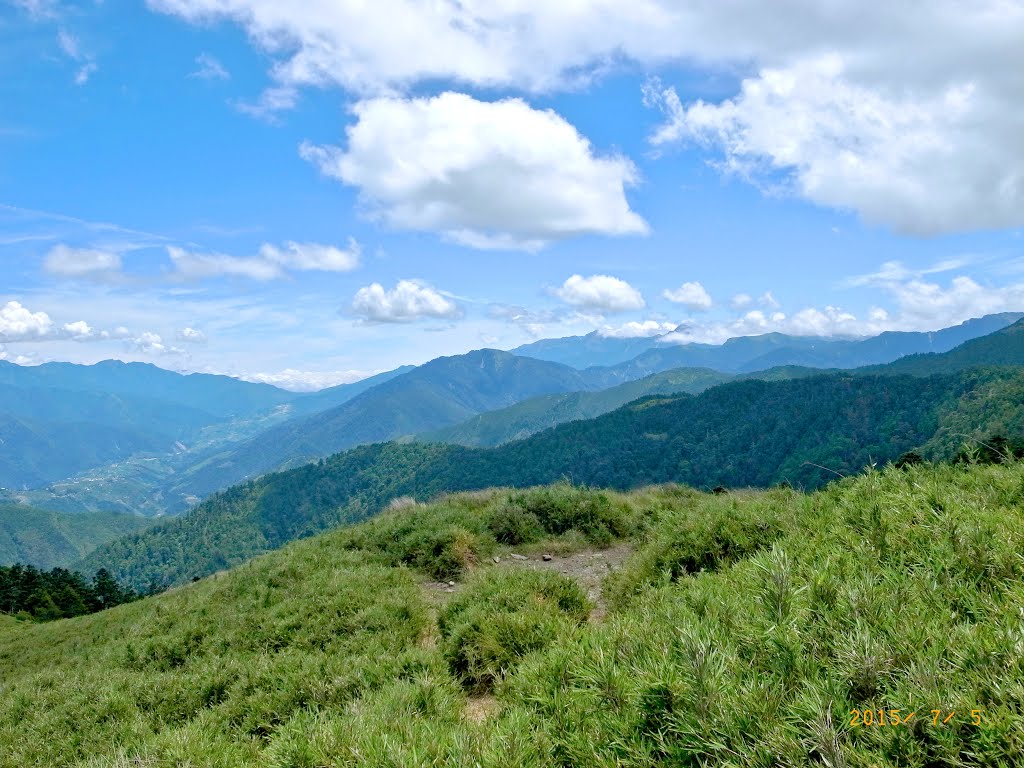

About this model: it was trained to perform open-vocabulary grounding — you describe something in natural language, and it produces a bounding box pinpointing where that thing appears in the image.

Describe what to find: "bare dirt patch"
[499,542,633,621]
[464,693,500,723]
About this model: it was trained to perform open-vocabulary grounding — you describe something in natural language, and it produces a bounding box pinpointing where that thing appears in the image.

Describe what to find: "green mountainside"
[167,349,619,500]
[6,463,1024,765]
[0,505,152,569]
[420,367,733,447]
[81,365,1024,589]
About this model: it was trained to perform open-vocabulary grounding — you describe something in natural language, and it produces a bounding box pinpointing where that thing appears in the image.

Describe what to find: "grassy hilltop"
[3,460,1024,766]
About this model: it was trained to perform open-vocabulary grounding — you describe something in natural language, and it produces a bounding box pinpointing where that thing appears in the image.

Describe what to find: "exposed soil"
[499,543,633,621]
[421,542,634,723]
[463,693,500,723]
[423,541,634,621]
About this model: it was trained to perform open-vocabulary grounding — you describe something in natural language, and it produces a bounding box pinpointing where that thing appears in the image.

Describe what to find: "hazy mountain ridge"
[418,367,734,447]
[514,312,1024,374]
[4,314,1021,515]
[162,349,620,500]
[82,356,1024,588]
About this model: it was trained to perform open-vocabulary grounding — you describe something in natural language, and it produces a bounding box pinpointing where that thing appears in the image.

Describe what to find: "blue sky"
[2,0,1023,389]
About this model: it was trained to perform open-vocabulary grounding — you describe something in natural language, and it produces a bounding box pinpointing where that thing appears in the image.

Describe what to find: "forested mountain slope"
[81,367,1024,589]
[168,349,618,499]
[0,505,152,569]
[420,367,733,447]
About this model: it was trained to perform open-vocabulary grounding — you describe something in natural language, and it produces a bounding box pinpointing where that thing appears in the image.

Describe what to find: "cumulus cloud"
[62,320,95,340]
[656,266,1024,346]
[190,53,230,80]
[259,240,360,272]
[350,280,460,324]
[177,327,207,343]
[0,301,55,341]
[0,301,158,348]
[146,0,699,96]
[131,331,182,355]
[663,281,712,311]
[647,48,1024,235]
[600,320,677,339]
[149,1,1024,235]
[241,368,375,392]
[554,274,645,314]
[44,244,122,277]
[731,293,753,310]
[300,93,647,250]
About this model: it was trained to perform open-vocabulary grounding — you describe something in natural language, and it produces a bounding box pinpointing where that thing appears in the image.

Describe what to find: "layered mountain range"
[2,312,1023,569]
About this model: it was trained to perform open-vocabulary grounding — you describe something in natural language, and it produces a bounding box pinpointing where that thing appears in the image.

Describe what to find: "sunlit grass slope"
[3,462,1024,766]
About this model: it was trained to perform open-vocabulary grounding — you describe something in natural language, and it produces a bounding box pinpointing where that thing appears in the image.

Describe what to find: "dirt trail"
[423,541,634,621]
[499,542,633,621]
[422,542,634,723]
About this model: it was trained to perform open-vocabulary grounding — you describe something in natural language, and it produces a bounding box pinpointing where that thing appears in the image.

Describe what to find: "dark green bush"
[437,569,590,692]
[605,498,786,608]
[487,502,544,545]
[507,484,632,545]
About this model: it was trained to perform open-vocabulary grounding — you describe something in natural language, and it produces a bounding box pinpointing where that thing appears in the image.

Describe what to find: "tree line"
[0,564,145,621]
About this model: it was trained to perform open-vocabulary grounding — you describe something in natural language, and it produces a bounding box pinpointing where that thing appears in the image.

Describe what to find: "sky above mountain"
[2,0,1024,390]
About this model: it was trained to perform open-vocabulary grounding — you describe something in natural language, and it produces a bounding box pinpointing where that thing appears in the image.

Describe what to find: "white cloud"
[129,332,185,356]
[13,0,58,19]
[190,53,230,80]
[0,301,55,341]
[600,320,677,339]
[168,240,361,280]
[57,29,97,85]
[62,320,94,340]
[300,92,647,250]
[56,29,80,59]
[731,293,753,310]
[350,280,460,324]
[759,291,780,309]
[555,274,645,314]
[662,281,712,311]
[0,301,127,345]
[648,51,1024,235]
[259,240,360,272]
[43,244,122,276]
[168,246,283,281]
[177,327,207,343]
[149,1,1024,235]
[145,0,699,96]
[241,368,375,392]
[74,62,97,85]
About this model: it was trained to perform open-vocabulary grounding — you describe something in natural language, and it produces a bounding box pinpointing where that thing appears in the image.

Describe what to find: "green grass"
[4,463,1024,765]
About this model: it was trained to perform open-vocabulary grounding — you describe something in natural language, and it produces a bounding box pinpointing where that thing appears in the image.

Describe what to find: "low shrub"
[605,496,786,608]
[437,569,590,692]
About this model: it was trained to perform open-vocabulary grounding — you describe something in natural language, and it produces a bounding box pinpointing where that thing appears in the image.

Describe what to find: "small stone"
[510,554,528,561]
[445,588,455,593]
[542,554,553,561]
[448,581,456,586]
[492,556,501,564]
